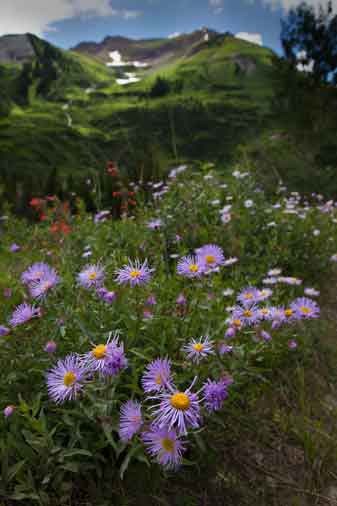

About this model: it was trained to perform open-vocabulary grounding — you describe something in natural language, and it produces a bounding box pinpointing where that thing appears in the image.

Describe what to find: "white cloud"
[250,0,337,12]
[235,32,263,46]
[168,32,182,39]
[0,0,142,37]
[209,0,224,13]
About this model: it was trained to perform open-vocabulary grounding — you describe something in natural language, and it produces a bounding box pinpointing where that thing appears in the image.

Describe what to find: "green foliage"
[0,32,276,213]
[0,162,336,504]
[149,76,171,98]
[281,0,337,85]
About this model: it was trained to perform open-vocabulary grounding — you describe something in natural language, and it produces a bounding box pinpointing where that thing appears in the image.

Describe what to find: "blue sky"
[0,0,334,54]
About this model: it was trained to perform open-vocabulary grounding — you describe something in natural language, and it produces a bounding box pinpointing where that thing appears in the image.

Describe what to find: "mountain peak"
[0,33,35,64]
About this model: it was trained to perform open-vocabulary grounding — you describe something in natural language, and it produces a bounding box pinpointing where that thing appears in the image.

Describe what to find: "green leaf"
[8,460,26,482]
[119,444,141,480]
[62,449,92,459]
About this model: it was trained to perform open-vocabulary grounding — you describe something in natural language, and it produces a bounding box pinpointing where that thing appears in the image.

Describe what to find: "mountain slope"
[72,28,224,68]
[0,30,278,212]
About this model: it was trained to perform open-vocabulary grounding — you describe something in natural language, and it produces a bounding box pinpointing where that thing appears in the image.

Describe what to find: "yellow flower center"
[205,255,216,264]
[92,344,107,360]
[189,264,199,273]
[170,392,190,411]
[233,319,242,327]
[300,306,311,314]
[243,310,253,318]
[89,272,97,280]
[261,308,269,315]
[193,343,204,352]
[155,374,162,385]
[161,437,174,453]
[244,293,253,299]
[285,309,293,317]
[130,270,141,279]
[63,371,76,387]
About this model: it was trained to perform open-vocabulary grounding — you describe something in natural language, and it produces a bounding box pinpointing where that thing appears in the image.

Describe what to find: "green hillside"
[0,31,278,212]
[2,30,336,213]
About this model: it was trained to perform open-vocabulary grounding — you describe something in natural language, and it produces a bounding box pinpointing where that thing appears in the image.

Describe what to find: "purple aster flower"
[94,210,110,224]
[224,257,238,266]
[182,336,214,364]
[44,340,57,353]
[21,262,51,285]
[142,427,186,470]
[177,255,205,278]
[232,305,261,326]
[143,309,153,319]
[47,354,88,404]
[195,244,225,271]
[101,334,128,377]
[3,405,15,418]
[142,358,172,393]
[119,400,143,442]
[96,287,116,304]
[147,219,162,230]
[288,339,298,349]
[82,332,126,376]
[267,268,282,276]
[262,277,278,285]
[77,263,105,289]
[258,288,273,301]
[9,303,40,327]
[219,343,234,355]
[3,288,12,298]
[115,259,153,287]
[237,287,261,307]
[150,378,201,435]
[146,295,157,306]
[29,268,60,299]
[176,293,187,305]
[304,288,320,297]
[258,307,273,320]
[10,243,20,253]
[225,327,236,339]
[0,325,10,336]
[202,377,232,412]
[290,297,320,319]
[278,276,302,286]
[270,307,286,328]
[261,330,272,341]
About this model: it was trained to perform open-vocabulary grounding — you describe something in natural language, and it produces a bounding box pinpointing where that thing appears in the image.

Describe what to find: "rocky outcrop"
[0,34,35,64]
[233,55,257,75]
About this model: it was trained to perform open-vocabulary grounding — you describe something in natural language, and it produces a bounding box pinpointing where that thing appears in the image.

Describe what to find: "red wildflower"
[106,161,119,177]
[30,198,44,208]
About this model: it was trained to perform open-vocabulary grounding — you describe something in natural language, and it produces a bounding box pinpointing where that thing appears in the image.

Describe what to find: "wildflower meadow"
[1,161,337,504]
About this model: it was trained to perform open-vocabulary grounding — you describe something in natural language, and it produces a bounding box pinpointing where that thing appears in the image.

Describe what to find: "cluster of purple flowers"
[22,262,60,299]
[115,353,233,470]
[225,285,320,339]
[46,332,127,404]
[177,244,235,278]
